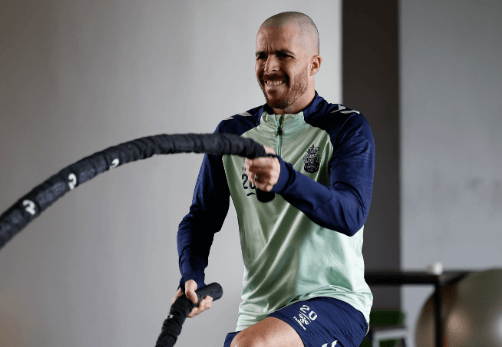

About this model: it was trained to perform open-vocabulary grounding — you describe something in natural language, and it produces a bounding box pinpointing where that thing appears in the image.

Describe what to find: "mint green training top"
[177,93,375,333]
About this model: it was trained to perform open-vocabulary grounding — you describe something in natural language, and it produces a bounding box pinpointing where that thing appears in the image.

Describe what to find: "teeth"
[266,81,284,86]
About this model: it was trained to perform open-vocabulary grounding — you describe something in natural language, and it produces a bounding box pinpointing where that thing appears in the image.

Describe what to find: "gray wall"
[0,1,341,346]
[400,1,502,346]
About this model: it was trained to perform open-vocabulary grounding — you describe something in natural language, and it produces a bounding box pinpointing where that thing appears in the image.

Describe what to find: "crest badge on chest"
[303,144,320,173]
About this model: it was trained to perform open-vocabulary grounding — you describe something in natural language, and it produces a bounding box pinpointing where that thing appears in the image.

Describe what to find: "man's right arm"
[177,124,231,292]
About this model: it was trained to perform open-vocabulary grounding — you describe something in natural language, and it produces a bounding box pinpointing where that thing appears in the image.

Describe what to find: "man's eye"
[277,52,291,59]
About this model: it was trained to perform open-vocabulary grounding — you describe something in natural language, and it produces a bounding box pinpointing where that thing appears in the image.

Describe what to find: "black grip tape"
[180,282,223,307]
[155,283,223,347]
[184,282,223,306]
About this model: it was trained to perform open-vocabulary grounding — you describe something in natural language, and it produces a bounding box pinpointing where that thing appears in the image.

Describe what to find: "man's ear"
[310,55,322,76]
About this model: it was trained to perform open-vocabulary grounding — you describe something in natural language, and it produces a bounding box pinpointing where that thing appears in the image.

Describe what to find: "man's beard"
[259,64,309,110]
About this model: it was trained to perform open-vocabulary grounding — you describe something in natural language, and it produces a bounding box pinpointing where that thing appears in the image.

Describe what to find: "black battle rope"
[156,283,224,347]
[0,133,277,346]
[0,133,276,250]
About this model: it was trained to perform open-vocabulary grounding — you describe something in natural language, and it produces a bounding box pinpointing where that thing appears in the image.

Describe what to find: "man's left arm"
[245,113,375,236]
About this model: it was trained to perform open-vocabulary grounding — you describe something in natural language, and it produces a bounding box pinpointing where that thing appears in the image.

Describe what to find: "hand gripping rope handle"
[0,133,276,250]
[155,282,224,347]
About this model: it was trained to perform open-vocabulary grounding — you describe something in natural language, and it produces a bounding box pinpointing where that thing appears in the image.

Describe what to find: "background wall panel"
[400,1,502,345]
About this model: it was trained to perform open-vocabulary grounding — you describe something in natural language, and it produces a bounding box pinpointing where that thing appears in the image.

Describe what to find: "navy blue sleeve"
[177,124,230,291]
[271,112,375,236]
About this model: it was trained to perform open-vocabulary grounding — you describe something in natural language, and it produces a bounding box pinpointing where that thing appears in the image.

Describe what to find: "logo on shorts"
[322,341,338,347]
[292,304,317,331]
[303,144,320,173]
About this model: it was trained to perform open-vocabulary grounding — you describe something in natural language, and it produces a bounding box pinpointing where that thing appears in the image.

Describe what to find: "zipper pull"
[278,126,283,135]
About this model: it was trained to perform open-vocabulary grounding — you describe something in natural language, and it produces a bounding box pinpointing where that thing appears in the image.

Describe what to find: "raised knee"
[230,333,265,347]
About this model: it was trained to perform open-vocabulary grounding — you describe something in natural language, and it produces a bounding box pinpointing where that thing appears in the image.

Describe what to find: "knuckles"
[187,297,213,318]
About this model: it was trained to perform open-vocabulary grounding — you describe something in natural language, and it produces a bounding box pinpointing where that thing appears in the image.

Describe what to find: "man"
[172,11,374,347]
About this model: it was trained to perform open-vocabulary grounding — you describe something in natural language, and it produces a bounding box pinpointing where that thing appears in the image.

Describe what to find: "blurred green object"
[360,310,405,347]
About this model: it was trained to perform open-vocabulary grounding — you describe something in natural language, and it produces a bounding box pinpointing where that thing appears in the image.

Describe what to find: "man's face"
[255,23,311,111]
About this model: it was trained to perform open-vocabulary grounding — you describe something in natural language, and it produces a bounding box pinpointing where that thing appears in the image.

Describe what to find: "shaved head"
[260,11,319,55]
[255,11,322,115]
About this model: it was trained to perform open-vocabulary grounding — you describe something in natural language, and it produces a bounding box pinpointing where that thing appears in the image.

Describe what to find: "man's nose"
[264,55,279,73]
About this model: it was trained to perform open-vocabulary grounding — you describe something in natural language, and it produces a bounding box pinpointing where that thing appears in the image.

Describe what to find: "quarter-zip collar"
[256,91,332,157]
[259,91,327,122]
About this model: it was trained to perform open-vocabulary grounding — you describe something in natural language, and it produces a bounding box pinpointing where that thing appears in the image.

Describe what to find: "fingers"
[187,295,213,318]
[244,155,280,192]
[172,280,214,319]
[171,287,183,304]
[263,145,276,155]
[184,279,198,305]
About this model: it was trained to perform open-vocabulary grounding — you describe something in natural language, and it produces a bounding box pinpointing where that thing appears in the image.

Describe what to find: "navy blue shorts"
[223,297,368,347]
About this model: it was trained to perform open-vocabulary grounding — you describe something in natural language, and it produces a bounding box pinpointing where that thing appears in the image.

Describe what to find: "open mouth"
[265,80,285,86]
